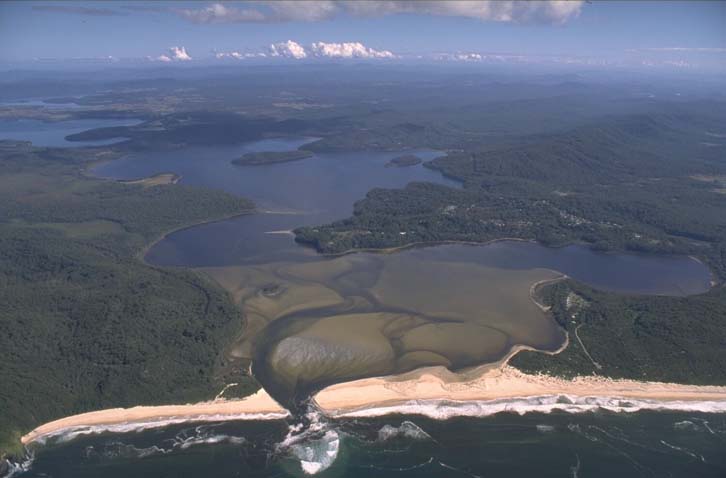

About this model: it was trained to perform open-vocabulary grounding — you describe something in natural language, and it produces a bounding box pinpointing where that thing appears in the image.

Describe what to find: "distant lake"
[0,118,141,147]
[93,137,460,265]
[92,136,713,297]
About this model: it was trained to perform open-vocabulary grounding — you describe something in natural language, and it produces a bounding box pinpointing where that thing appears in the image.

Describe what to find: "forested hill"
[295,113,726,279]
[293,108,726,388]
[0,142,258,457]
[428,114,726,186]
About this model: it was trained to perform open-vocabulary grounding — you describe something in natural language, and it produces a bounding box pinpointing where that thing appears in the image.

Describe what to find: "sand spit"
[21,390,287,445]
[315,365,726,417]
[22,365,726,446]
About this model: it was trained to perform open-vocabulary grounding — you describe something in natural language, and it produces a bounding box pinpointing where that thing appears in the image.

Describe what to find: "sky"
[1,1,725,71]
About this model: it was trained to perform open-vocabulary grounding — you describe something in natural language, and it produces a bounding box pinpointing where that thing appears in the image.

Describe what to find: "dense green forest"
[295,112,726,387]
[295,114,726,279]
[0,142,258,457]
[233,149,313,166]
[510,281,726,385]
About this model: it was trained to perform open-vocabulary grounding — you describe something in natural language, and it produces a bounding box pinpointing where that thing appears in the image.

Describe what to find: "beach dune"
[21,365,726,446]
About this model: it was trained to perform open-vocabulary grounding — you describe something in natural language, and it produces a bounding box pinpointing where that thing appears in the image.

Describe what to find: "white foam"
[2,451,34,478]
[294,430,340,475]
[378,421,431,441]
[40,411,289,445]
[331,395,726,420]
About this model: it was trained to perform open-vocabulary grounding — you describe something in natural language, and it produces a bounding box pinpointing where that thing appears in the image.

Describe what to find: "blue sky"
[1,1,725,70]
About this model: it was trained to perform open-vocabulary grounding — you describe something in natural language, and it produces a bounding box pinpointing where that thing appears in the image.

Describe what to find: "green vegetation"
[295,112,726,385]
[511,281,726,385]
[385,154,422,168]
[233,150,313,166]
[295,114,726,279]
[0,141,258,457]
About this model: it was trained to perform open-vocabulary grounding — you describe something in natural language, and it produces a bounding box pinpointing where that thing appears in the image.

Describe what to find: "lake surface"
[0,118,140,147]
[90,135,713,410]
[7,126,719,477]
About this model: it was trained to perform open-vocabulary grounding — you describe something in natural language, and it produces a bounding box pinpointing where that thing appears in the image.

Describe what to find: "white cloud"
[435,52,483,62]
[173,1,583,25]
[169,46,192,61]
[174,1,337,24]
[215,51,243,60]
[345,0,582,24]
[269,40,308,59]
[310,41,395,59]
[175,3,266,23]
[267,1,338,22]
[148,46,192,62]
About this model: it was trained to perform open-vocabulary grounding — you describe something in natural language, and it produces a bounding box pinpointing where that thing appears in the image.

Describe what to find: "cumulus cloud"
[169,46,192,61]
[344,1,583,24]
[172,1,583,25]
[310,41,395,59]
[149,46,192,62]
[215,50,267,59]
[269,40,308,59]
[175,2,266,23]
[215,51,243,60]
[175,1,337,24]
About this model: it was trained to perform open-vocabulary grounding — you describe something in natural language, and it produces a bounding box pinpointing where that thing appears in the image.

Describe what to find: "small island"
[232,150,313,166]
[385,154,422,168]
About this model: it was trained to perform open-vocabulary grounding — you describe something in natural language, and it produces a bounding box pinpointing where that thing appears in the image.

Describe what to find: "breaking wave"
[1,451,34,478]
[35,411,288,446]
[377,421,431,442]
[331,395,726,419]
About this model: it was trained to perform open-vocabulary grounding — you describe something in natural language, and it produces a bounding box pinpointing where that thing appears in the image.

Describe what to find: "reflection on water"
[19,411,726,477]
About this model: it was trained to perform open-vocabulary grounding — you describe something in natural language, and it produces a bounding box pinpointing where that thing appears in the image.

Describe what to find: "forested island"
[385,154,421,168]
[233,150,313,166]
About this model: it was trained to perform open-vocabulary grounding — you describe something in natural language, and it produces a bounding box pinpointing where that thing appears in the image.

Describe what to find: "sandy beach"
[22,363,726,446]
[314,364,726,416]
[20,389,287,445]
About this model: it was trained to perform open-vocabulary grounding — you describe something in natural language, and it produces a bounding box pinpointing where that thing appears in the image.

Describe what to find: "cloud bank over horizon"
[172,1,584,25]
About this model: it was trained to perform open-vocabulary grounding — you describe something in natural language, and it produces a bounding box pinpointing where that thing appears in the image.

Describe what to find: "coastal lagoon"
[9,131,718,477]
[91,136,713,408]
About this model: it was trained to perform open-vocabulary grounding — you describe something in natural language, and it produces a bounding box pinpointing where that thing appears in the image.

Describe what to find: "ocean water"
[13,409,726,477]
[5,124,723,477]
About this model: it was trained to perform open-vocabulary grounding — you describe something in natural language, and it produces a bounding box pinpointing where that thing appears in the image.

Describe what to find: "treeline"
[295,113,726,281]
[0,145,257,457]
[511,281,726,385]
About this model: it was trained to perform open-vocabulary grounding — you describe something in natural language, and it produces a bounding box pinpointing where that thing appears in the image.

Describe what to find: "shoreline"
[314,364,726,419]
[20,390,288,446]
[21,342,726,447]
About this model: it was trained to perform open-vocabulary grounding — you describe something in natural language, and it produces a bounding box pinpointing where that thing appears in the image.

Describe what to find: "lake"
[0,117,141,147]
[8,130,719,477]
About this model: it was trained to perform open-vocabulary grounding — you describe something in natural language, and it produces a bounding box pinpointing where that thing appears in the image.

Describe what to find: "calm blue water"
[93,137,461,265]
[0,118,140,147]
[4,123,722,478]
[92,137,713,297]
